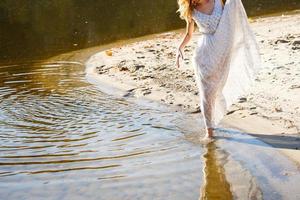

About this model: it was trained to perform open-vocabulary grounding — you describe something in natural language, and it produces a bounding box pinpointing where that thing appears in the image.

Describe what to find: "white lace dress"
[191,0,262,128]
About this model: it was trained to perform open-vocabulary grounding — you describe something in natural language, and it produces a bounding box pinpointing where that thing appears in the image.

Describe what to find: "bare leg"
[199,80,217,139]
[193,63,220,141]
[201,101,215,139]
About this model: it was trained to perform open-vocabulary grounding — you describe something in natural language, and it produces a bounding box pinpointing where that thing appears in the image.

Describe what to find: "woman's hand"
[175,18,194,68]
[175,48,184,68]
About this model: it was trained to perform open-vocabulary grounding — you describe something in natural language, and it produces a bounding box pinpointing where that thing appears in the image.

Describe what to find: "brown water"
[1,1,300,62]
[1,55,300,199]
[200,142,233,200]
[0,60,224,199]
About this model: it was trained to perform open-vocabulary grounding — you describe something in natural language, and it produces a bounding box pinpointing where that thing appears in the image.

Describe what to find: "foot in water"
[199,128,214,144]
[199,136,214,144]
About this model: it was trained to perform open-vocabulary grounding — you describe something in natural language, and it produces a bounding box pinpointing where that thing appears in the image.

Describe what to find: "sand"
[84,10,300,165]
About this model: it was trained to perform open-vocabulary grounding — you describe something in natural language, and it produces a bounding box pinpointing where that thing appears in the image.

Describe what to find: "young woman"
[175,0,262,140]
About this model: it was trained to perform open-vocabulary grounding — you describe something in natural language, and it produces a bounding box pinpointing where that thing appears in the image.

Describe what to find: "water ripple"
[0,61,204,199]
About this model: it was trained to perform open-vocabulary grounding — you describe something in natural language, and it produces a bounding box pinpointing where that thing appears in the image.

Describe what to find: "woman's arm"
[178,19,195,51]
[175,18,195,68]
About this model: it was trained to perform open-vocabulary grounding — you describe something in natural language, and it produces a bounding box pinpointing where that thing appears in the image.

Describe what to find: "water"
[1,0,299,61]
[1,54,300,199]
[0,60,210,199]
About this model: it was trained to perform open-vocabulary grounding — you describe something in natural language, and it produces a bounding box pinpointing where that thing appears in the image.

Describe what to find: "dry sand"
[85,11,300,164]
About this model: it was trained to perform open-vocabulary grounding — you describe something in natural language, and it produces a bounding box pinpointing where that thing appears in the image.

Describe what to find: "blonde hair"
[176,0,193,23]
[176,0,225,23]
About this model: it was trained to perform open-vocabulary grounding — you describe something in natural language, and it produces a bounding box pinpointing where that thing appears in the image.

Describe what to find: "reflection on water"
[0,61,206,199]
[1,0,300,62]
[200,142,233,200]
[2,54,298,199]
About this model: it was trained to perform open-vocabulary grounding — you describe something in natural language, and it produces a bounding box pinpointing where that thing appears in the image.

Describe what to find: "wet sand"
[85,10,300,165]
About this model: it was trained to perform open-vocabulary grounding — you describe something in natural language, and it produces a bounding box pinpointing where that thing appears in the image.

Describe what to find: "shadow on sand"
[214,128,300,150]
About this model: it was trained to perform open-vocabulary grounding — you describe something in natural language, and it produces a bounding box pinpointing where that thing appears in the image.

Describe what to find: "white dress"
[191,0,262,128]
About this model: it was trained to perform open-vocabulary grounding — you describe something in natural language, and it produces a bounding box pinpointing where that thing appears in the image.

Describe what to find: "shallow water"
[0,60,214,199]
[1,57,300,199]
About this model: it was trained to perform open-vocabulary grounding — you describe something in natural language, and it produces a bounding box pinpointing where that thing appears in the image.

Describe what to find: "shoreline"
[84,10,300,165]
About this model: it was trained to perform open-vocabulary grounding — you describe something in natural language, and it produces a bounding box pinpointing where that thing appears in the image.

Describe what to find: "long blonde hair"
[176,0,194,23]
[176,0,225,23]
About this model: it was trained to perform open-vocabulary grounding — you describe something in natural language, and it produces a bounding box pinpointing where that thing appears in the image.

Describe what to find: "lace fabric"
[191,0,262,128]
[192,0,223,34]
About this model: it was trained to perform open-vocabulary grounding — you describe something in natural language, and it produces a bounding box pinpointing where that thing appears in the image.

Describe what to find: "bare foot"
[199,136,214,144]
[199,128,214,144]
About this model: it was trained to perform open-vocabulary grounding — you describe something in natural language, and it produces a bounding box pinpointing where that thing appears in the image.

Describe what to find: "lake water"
[1,0,299,62]
[0,60,234,199]
[1,45,300,199]
[1,5,300,198]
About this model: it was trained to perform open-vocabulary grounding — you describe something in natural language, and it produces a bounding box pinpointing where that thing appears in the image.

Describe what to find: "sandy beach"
[85,11,300,164]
